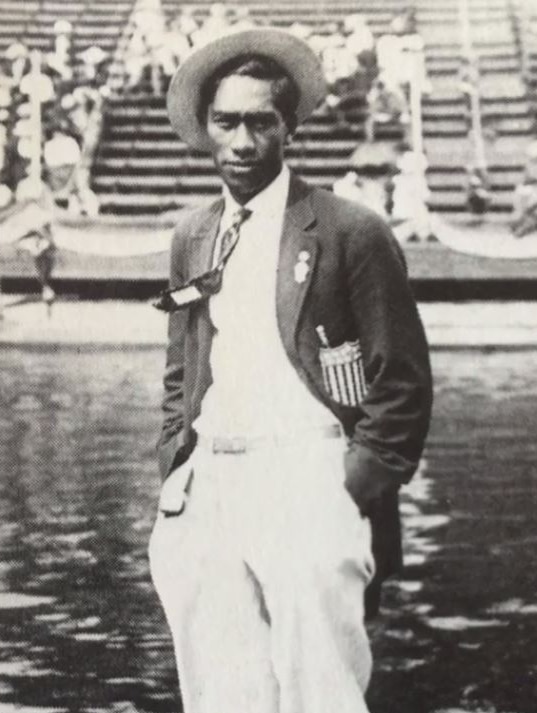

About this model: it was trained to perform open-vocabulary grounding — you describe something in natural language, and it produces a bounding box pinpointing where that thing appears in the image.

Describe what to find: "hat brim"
[167,28,327,150]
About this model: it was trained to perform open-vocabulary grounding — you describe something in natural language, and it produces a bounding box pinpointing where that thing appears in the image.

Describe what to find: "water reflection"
[369,351,537,713]
[0,348,536,713]
[0,349,175,712]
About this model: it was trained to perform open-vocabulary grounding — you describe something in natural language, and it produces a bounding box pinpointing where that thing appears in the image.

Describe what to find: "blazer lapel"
[276,175,319,360]
[187,198,224,280]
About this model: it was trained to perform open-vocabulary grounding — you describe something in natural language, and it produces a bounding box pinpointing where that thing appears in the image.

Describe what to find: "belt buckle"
[213,436,247,454]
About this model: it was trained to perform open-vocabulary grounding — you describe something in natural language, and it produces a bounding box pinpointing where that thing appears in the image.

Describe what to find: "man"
[149,27,432,713]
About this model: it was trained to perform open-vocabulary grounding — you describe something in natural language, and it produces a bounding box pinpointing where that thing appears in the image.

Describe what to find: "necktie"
[153,206,252,312]
[214,206,252,270]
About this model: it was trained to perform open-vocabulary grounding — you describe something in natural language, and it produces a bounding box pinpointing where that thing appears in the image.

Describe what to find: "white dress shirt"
[193,165,336,439]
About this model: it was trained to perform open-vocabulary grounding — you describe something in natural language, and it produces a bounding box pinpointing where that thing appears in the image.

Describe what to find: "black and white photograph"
[0,1,536,713]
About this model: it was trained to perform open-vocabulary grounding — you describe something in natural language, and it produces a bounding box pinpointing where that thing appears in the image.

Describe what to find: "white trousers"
[149,436,375,713]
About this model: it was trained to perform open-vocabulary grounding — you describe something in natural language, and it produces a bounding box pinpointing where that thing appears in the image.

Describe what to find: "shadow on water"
[0,348,536,712]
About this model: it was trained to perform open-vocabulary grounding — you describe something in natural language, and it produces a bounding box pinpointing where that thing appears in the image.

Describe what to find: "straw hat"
[167,27,327,150]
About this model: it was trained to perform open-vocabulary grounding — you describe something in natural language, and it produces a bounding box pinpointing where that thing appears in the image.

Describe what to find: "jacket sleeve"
[344,214,433,500]
[156,227,191,480]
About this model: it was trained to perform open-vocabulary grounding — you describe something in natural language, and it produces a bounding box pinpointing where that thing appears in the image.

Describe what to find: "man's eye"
[251,117,274,131]
[214,117,235,130]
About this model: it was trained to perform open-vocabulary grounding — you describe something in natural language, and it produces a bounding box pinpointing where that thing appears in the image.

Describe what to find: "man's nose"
[230,122,255,154]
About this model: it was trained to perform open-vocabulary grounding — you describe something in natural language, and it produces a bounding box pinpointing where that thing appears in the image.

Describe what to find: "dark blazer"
[157,173,433,615]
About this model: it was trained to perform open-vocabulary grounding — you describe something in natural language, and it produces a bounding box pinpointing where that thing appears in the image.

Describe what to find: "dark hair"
[198,54,300,132]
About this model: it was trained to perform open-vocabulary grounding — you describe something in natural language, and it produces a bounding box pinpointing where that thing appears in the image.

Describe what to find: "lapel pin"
[294,250,310,284]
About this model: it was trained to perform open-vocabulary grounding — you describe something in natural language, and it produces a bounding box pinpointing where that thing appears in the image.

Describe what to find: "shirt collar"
[222,164,290,219]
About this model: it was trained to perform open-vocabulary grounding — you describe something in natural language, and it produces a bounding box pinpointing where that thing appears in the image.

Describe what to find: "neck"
[226,166,284,206]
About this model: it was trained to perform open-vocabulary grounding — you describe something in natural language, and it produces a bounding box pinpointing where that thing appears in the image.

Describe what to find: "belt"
[198,423,343,455]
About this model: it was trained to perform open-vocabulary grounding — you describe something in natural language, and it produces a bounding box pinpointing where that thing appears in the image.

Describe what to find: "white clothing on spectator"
[399,34,430,91]
[345,23,375,56]
[20,73,54,103]
[191,3,232,46]
[333,173,387,217]
[162,28,191,71]
[288,23,313,41]
[392,151,431,238]
[78,46,107,81]
[44,133,80,169]
[376,34,406,87]
[175,9,198,39]
[333,172,365,202]
[322,45,359,85]
[307,34,329,57]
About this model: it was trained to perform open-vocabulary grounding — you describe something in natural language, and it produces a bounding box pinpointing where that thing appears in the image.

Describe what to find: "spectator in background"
[18,223,56,306]
[466,165,492,215]
[321,24,360,127]
[344,15,375,52]
[67,165,100,218]
[0,124,10,196]
[377,25,429,96]
[288,23,313,43]
[46,20,74,85]
[365,73,409,143]
[400,33,430,95]
[511,141,537,237]
[173,5,199,43]
[168,14,195,59]
[5,43,30,85]
[390,6,418,36]
[0,65,10,136]
[124,27,151,92]
[307,30,330,58]
[391,150,433,241]
[144,13,170,94]
[43,129,81,192]
[151,19,189,85]
[333,168,389,217]
[333,169,365,202]
[191,3,233,47]
[125,0,168,94]
[78,45,108,86]
[42,125,99,218]
[376,33,406,89]
[230,6,254,31]
[344,15,376,89]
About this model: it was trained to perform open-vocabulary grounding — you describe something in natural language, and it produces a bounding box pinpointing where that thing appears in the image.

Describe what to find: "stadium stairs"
[92,0,405,216]
[91,0,537,223]
[421,0,536,219]
[5,0,537,294]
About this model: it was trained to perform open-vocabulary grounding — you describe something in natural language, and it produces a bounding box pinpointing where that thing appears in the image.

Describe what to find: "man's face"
[206,74,289,204]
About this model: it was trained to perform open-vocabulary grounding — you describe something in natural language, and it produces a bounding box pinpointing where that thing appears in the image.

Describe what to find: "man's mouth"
[225,161,258,172]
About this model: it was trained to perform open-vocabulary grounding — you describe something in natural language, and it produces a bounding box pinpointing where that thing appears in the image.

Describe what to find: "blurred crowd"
[121,1,437,240]
[0,20,107,217]
[0,21,112,304]
[122,2,424,141]
[1,0,535,248]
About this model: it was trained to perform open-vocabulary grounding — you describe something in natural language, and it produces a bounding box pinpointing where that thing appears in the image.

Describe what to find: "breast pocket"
[319,338,368,407]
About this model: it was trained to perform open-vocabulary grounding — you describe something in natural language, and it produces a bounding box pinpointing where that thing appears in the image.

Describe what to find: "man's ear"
[284,120,297,143]
[283,110,298,138]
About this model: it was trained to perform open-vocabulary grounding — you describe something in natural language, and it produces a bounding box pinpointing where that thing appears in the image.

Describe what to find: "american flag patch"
[319,339,368,406]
